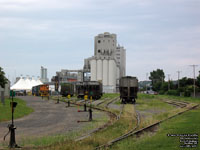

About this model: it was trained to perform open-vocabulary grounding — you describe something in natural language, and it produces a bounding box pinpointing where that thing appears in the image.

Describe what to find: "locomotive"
[119,76,138,104]
[32,84,50,99]
[76,81,102,100]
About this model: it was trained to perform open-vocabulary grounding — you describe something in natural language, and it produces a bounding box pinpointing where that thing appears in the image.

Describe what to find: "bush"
[184,90,191,97]
[159,90,165,95]
[166,90,179,96]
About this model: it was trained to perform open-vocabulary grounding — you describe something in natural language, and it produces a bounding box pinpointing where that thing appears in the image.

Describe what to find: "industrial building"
[51,70,83,83]
[84,32,126,93]
[41,66,49,82]
[53,32,126,93]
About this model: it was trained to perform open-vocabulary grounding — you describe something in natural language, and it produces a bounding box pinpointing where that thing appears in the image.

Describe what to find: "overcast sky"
[0,0,200,84]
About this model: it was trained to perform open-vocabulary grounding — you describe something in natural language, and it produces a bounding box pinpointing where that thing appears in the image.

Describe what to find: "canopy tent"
[30,78,39,87]
[11,77,43,91]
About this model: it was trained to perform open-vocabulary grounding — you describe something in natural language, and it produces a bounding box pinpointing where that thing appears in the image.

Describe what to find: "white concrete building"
[41,66,49,83]
[116,45,126,77]
[84,32,126,93]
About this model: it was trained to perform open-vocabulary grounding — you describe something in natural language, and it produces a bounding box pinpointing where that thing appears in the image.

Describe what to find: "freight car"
[60,83,74,97]
[76,81,102,100]
[119,76,138,104]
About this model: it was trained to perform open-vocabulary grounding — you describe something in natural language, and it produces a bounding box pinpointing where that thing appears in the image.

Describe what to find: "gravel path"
[0,96,103,144]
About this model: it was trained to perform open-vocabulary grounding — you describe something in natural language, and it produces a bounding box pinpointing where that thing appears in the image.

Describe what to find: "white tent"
[36,79,43,85]
[24,78,32,90]
[11,77,43,91]
[30,78,39,87]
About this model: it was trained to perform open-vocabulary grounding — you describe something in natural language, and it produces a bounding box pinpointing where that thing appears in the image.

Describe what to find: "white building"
[84,32,126,93]
[41,66,49,83]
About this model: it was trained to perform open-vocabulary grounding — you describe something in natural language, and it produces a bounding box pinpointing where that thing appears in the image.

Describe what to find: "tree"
[149,69,165,91]
[0,67,8,88]
[197,72,200,88]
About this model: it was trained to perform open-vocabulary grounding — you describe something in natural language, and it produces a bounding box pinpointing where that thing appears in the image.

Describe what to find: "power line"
[189,65,198,97]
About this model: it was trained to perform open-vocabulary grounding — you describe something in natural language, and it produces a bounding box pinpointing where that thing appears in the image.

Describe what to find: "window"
[98,49,101,53]
[98,40,101,43]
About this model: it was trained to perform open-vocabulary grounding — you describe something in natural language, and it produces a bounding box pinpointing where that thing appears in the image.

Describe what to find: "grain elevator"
[84,32,126,93]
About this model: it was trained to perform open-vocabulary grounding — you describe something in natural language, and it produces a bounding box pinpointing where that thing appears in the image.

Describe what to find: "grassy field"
[100,93,119,100]
[110,94,200,150]
[3,94,199,150]
[0,98,34,122]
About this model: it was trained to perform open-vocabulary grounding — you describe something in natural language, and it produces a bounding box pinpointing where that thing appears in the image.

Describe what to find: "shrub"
[166,90,179,96]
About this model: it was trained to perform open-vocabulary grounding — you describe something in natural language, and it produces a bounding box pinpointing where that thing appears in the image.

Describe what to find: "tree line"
[149,69,200,97]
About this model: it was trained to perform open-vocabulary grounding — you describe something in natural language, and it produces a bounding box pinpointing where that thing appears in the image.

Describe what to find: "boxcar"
[75,81,102,100]
[60,83,74,97]
[119,76,138,104]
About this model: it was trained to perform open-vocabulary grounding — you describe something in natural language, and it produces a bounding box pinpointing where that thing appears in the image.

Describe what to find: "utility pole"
[167,74,170,91]
[146,73,148,92]
[177,71,181,89]
[190,65,198,97]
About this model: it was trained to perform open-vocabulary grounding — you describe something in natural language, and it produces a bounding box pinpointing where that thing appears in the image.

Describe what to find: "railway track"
[105,97,120,108]
[95,100,199,149]
[70,97,125,142]
[65,99,119,141]
[162,100,188,108]
[95,104,139,150]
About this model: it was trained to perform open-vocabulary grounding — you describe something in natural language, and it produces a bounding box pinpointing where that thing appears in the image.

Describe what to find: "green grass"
[157,94,200,103]
[110,94,200,150]
[100,93,119,100]
[0,98,34,122]
[110,107,200,150]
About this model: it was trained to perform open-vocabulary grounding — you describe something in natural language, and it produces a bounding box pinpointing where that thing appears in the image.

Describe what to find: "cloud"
[0,0,200,82]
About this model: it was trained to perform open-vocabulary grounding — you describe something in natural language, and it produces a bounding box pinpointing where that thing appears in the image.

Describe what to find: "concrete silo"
[103,59,108,85]
[108,59,116,92]
[84,32,126,93]
[97,59,103,81]
[90,59,97,81]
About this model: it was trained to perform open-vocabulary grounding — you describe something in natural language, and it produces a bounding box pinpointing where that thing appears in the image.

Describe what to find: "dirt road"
[0,96,99,144]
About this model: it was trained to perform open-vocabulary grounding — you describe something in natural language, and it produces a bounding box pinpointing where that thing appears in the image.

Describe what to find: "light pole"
[146,73,148,92]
